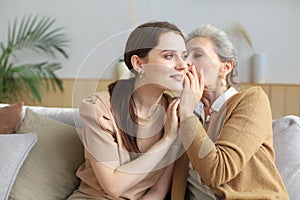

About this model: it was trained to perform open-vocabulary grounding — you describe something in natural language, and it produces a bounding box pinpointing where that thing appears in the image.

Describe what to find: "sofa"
[0,103,84,200]
[0,103,299,200]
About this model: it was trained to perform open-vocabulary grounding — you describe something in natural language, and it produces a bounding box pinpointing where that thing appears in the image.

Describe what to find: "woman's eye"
[193,53,202,59]
[182,54,188,60]
[165,54,174,59]
[193,53,202,58]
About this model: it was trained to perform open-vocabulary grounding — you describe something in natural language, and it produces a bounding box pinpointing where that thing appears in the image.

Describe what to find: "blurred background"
[1,0,299,83]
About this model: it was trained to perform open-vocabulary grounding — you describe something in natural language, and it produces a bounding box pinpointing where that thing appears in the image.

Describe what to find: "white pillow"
[0,133,37,200]
[273,115,300,200]
[21,106,82,129]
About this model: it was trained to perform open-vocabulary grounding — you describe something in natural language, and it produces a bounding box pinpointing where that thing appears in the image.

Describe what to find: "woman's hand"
[179,65,205,121]
[163,98,180,140]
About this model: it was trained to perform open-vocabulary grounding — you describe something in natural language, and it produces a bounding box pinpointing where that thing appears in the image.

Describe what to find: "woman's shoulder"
[235,86,268,101]
[80,91,112,117]
[81,91,110,105]
[226,86,269,109]
[243,86,266,94]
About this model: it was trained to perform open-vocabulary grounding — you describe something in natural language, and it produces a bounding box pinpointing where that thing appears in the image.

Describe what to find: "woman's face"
[186,37,225,90]
[140,31,188,92]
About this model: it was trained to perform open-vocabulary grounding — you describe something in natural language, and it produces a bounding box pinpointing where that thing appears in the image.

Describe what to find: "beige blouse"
[76,91,181,200]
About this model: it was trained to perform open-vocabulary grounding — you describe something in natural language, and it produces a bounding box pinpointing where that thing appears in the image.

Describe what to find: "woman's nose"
[186,60,193,71]
[175,57,188,71]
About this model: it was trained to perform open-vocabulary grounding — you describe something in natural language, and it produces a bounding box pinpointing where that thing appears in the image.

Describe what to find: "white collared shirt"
[194,87,238,123]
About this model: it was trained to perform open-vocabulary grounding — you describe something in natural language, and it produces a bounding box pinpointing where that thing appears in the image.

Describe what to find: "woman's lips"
[170,74,183,81]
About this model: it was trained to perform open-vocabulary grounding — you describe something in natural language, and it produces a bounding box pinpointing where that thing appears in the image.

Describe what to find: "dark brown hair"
[124,21,184,70]
[109,21,184,153]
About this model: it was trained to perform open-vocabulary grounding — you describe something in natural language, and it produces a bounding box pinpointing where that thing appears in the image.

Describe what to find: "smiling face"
[186,37,226,90]
[139,31,188,92]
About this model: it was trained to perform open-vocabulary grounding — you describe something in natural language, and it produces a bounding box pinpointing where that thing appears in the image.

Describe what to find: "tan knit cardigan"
[171,87,289,200]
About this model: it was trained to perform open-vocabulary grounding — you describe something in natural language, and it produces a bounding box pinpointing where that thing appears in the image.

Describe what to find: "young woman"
[67,21,189,200]
[172,24,289,199]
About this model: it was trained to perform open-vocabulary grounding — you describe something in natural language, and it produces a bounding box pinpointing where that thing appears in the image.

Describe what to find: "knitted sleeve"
[180,87,273,187]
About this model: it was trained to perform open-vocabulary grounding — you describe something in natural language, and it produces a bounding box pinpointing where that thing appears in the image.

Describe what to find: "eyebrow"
[160,49,187,54]
[190,47,204,51]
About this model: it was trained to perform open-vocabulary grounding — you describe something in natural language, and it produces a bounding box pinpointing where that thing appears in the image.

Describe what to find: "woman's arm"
[141,164,174,200]
[84,97,181,199]
[179,65,273,187]
[180,87,273,187]
[90,135,177,199]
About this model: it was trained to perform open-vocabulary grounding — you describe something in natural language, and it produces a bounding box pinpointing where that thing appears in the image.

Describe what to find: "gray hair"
[186,24,238,87]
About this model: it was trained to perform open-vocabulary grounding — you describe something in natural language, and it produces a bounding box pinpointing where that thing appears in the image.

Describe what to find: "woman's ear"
[131,55,144,73]
[220,60,234,76]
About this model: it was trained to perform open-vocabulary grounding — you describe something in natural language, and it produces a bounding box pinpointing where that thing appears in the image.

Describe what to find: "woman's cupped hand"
[179,65,205,122]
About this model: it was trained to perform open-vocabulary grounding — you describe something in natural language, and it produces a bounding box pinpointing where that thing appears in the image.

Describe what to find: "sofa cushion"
[0,102,23,134]
[9,108,84,200]
[0,133,37,200]
[20,106,83,129]
[273,115,300,200]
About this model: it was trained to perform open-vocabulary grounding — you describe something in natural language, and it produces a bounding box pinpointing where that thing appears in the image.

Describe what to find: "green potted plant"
[0,15,69,103]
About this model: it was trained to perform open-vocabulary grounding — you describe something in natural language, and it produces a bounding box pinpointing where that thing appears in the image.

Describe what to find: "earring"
[139,70,145,80]
[221,76,227,87]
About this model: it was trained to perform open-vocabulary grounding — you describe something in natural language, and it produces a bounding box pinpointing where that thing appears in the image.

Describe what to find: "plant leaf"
[0,15,69,102]
[8,15,69,59]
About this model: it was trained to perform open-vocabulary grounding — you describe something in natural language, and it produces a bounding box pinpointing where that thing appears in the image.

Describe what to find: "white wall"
[1,0,299,84]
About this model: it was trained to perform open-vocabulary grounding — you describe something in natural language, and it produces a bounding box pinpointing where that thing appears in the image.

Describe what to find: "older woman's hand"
[179,65,205,122]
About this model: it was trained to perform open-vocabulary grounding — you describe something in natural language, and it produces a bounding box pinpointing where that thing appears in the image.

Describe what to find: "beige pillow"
[0,102,23,134]
[9,108,84,200]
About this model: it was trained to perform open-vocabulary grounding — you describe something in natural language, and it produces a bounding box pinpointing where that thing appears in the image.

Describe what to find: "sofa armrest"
[273,115,300,200]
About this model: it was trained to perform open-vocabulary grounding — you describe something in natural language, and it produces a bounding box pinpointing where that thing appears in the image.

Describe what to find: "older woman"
[172,24,289,200]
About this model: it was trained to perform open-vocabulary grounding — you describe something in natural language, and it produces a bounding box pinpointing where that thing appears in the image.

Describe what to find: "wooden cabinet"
[240,83,300,118]
[21,79,300,119]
